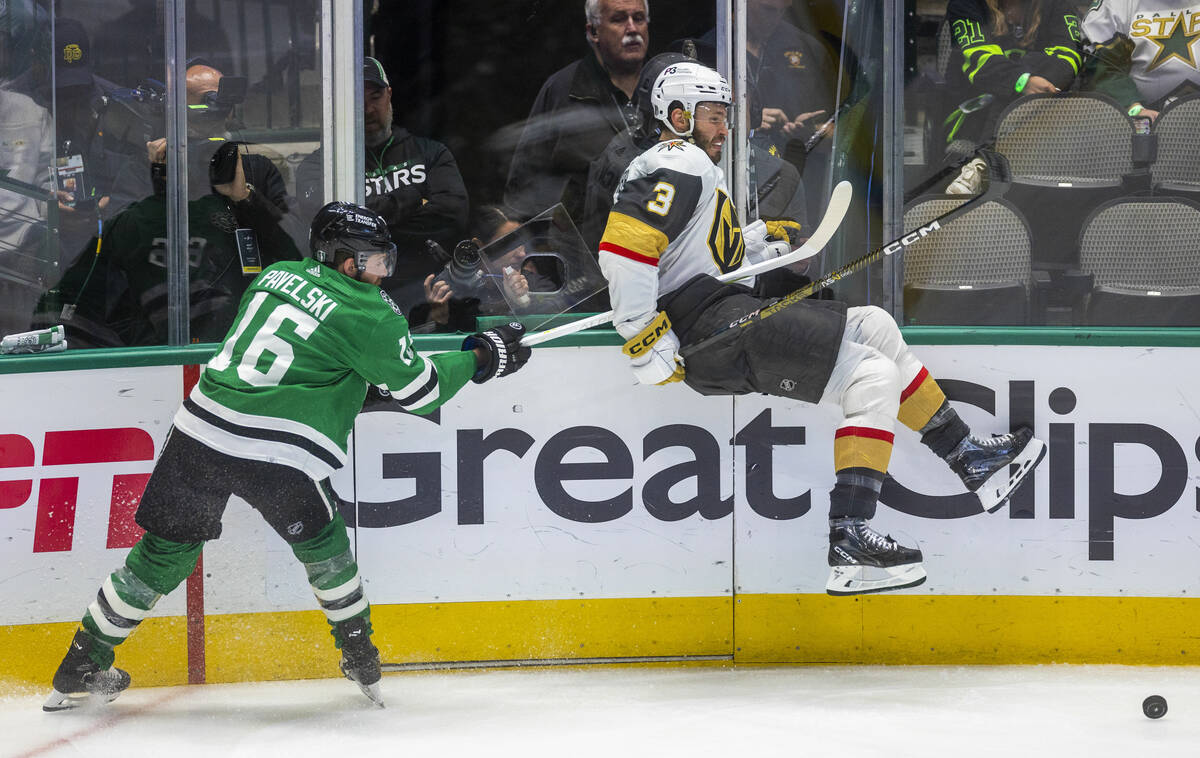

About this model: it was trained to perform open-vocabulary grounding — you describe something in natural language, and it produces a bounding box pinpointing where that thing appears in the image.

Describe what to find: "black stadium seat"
[901,196,1032,325]
[1078,197,1200,326]
[992,93,1134,268]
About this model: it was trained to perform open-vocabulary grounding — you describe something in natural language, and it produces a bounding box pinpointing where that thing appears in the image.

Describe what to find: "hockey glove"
[742,219,792,264]
[764,219,803,246]
[622,312,685,385]
[463,321,532,383]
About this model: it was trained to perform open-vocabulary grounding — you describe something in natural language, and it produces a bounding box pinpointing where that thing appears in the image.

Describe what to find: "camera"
[432,239,486,289]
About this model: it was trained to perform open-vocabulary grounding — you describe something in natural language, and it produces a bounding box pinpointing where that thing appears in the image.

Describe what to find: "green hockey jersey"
[174,258,477,479]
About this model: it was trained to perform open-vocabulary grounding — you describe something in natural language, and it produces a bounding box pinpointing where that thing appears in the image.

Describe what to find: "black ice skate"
[43,631,131,712]
[947,427,1046,513]
[826,518,926,596]
[336,616,384,708]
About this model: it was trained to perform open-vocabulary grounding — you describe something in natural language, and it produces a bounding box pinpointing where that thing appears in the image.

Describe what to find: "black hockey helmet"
[309,201,397,277]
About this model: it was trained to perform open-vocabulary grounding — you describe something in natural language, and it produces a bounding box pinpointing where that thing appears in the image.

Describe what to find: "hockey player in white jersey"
[43,202,531,711]
[597,62,1046,596]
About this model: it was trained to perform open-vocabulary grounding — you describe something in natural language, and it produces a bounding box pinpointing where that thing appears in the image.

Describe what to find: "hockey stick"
[521,179,854,347]
[685,149,1013,348]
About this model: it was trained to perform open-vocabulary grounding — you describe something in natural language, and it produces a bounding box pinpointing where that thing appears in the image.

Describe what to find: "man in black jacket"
[298,58,469,317]
[503,0,649,228]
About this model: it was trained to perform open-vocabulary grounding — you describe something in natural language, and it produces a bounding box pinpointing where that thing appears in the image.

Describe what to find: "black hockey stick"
[688,148,1012,347]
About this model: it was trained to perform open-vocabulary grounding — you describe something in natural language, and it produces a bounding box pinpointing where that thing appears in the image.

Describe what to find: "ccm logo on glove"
[622,312,673,358]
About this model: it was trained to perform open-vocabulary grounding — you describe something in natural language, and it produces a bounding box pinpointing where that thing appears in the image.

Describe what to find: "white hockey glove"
[742,219,792,264]
[622,312,685,385]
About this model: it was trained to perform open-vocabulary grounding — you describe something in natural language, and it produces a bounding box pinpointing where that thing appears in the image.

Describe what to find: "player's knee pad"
[841,350,901,424]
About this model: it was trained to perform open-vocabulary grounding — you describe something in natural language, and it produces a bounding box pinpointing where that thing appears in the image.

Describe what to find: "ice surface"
[4,664,1198,757]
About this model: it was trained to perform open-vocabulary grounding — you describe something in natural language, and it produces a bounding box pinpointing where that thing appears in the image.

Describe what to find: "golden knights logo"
[63,44,83,64]
[707,189,745,274]
[784,50,806,69]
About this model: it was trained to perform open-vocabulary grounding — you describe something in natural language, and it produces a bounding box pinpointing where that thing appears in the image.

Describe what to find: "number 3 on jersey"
[209,291,318,386]
[645,182,676,216]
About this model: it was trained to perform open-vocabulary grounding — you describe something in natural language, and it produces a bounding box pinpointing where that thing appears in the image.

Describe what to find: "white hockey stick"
[520,180,853,347]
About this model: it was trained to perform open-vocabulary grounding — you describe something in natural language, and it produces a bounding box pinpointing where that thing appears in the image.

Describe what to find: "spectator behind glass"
[90,0,232,88]
[1082,0,1200,121]
[683,0,840,224]
[0,77,54,337]
[410,205,536,334]
[943,0,1084,144]
[503,0,649,227]
[296,57,469,322]
[47,20,121,276]
[37,63,302,347]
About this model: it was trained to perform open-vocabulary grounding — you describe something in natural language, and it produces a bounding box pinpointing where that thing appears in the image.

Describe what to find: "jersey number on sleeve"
[645,181,676,216]
[208,291,319,387]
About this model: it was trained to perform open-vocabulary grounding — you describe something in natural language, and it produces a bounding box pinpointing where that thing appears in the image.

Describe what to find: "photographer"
[38,63,303,347]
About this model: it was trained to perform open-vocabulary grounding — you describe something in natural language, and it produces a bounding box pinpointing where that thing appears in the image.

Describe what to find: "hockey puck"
[1142,695,1167,719]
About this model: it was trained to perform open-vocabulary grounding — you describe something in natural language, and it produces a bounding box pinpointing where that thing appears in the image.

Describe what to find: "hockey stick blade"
[520,181,854,347]
[687,149,1013,348]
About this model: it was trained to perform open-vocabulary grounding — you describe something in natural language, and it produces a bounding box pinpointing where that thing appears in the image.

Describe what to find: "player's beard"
[694,131,724,163]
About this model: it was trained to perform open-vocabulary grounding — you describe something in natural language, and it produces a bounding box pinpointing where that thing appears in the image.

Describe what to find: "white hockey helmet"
[650,61,732,138]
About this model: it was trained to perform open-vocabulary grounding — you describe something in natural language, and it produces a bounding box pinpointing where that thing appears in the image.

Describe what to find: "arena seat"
[1078,197,1200,326]
[1150,94,1200,203]
[901,195,1031,325]
[992,93,1134,268]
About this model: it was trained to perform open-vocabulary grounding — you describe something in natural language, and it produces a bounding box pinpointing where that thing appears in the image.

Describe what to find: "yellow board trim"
[735,594,1200,665]
[2,617,188,693]
[8,593,1200,690]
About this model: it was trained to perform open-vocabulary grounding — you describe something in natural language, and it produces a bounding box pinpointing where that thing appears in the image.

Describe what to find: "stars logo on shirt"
[1144,12,1200,71]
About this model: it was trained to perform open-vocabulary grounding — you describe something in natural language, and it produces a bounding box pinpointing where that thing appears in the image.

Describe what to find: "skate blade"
[350,679,385,708]
[42,688,121,712]
[977,438,1047,513]
[826,562,927,596]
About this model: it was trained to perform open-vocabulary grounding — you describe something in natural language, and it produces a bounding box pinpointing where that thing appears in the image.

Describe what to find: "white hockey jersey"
[597,139,747,339]
[1082,0,1200,106]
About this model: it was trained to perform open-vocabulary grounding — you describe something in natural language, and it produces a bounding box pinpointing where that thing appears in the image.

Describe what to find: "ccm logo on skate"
[0,428,155,553]
[882,220,940,256]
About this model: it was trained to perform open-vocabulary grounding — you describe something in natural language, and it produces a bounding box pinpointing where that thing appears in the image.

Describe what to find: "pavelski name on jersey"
[256,268,339,321]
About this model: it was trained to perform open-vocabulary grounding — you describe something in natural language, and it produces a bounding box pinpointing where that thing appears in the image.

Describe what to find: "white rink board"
[0,367,185,624]
[2,343,1200,626]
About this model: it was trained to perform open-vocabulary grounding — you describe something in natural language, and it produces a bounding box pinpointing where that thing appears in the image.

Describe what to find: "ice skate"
[948,427,1046,513]
[826,518,926,596]
[336,616,384,708]
[43,631,131,712]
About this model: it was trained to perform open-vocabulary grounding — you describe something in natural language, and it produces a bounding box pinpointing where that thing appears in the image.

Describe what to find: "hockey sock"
[898,367,952,432]
[830,424,892,520]
[919,400,971,460]
[80,532,202,667]
[290,513,371,646]
[828,468,886,521]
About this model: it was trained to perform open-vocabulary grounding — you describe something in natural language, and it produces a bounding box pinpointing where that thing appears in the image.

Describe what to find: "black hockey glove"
[463,321,531,383]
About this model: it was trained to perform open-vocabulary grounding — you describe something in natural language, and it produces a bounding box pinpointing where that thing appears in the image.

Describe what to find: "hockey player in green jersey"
[44,202,531,711]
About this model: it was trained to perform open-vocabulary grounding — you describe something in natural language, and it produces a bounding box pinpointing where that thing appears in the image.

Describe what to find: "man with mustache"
[504,0,650,228]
